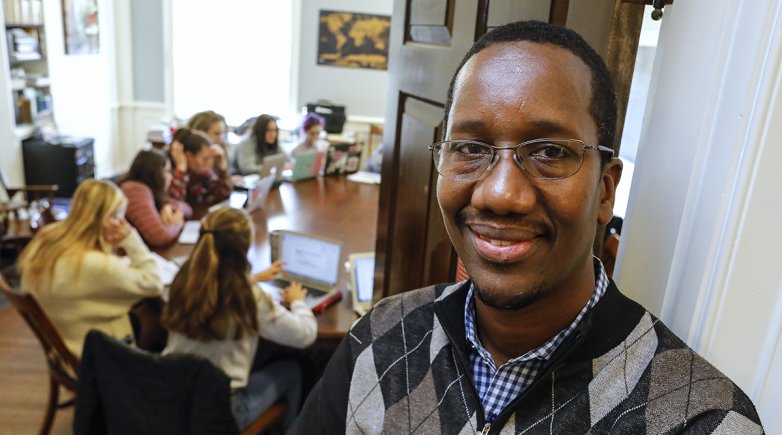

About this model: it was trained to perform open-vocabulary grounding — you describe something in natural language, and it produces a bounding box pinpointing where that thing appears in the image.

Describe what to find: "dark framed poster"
[317,10,390,70]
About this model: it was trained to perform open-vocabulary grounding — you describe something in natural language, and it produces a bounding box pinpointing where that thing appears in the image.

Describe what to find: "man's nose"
[471,150,538,215]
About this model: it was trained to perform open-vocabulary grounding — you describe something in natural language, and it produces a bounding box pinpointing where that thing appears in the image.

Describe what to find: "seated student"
[235,114,282,175]
[162,207,316,431]
[187,110,227,154]
[169,127,233,207]
[290,112,328,158]
[17,179,163,357]
[120,149,193,248]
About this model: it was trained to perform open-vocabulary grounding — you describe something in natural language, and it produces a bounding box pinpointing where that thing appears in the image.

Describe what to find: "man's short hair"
[444,20,617,156]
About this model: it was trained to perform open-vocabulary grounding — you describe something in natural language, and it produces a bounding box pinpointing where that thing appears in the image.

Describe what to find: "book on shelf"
[12,52,41,61]
[3,0,43,24]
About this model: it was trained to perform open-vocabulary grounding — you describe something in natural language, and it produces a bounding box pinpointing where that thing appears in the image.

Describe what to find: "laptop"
[323,143,362,176]
[348,252,375,316]
[259,229,343,312]
[260,152,287,182]
[208,174,275,213]
[281,150,324,182]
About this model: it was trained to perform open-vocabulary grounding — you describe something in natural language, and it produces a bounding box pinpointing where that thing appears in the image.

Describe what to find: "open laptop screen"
[352,255,374,303]
[279,232,341,286]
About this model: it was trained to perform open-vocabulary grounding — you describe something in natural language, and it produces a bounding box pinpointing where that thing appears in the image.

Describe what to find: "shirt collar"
[464,257,609,369]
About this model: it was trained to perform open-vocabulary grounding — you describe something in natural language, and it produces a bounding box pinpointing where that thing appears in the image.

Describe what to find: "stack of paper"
[347,171,381,184]
[178,221,201,244]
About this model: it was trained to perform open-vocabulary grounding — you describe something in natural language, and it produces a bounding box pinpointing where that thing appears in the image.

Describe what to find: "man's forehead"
[454,41,591,94]
[447,41,595,137]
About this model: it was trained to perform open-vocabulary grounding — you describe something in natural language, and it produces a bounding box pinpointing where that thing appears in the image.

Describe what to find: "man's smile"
[466,221,549,263]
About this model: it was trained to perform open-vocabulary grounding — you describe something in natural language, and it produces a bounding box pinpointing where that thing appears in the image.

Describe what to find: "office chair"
[75,330,287,435]
[0,272,79,435]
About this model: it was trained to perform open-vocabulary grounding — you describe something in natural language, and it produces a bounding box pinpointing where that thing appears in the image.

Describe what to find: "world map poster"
[317,10,391,70]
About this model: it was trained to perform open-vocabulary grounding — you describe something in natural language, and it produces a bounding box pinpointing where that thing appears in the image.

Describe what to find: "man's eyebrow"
[448,119,487,134]
[526,119,575,136]
[449,118,578,137]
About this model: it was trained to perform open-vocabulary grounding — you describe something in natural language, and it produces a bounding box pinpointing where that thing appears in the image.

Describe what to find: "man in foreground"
[292,20,763,434]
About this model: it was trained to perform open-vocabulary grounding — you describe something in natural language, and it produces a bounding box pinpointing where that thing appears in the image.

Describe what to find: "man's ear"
[598,158,623,225]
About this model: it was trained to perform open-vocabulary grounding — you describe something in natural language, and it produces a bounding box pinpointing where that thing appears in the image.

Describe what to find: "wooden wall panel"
[384,96,448,296]
[407,0,454,44]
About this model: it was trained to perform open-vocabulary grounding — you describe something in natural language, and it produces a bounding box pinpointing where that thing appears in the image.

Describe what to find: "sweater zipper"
[481,423,491,434]
[490,329,587,426]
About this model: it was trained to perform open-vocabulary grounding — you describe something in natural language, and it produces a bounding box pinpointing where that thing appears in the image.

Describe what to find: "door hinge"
[622,0,674,20]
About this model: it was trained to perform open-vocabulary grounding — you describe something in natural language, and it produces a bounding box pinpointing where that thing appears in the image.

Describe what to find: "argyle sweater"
[292,281,763,434]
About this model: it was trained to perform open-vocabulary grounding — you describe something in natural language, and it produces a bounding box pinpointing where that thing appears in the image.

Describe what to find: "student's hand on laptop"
[253,260,285,282]
[281,282,306,304]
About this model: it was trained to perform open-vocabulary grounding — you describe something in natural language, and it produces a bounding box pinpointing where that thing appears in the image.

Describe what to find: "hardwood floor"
[0,305,73,435]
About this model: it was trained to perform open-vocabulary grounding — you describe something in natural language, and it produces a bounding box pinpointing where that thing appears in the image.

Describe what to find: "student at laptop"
[121,150,192,248]
[169,127,233,207]
[162,207,316,431]
[235,114,285,176]
[290,112,328,158]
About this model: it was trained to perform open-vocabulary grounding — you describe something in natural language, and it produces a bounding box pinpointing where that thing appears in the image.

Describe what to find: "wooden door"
[374,0,644,298]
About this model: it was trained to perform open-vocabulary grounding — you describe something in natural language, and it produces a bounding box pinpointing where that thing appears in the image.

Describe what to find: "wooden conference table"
[157,175,379,348]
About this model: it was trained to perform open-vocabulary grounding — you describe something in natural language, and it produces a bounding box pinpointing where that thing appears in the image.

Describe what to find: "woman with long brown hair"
[120,149,192,247]
[162,207,316,430]
[234,114,281,175]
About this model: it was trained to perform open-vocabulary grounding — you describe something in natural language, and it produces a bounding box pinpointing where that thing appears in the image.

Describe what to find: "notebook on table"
[259,229,343,312]
[348,252,375,316]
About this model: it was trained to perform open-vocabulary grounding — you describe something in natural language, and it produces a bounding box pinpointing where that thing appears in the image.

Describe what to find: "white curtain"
[171,0,293,126]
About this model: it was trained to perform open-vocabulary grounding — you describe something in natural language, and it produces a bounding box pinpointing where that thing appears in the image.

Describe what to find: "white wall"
[615,0,782,430]
[42,0,120,178]
[0,7,23,189]
[296,0,392,120]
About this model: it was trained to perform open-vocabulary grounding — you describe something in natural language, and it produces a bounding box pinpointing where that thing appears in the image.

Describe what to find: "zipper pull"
[481,423,491,434]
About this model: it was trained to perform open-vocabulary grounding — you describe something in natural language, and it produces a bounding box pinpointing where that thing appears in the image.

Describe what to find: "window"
[614,7,662,218]
[171,0,294,126]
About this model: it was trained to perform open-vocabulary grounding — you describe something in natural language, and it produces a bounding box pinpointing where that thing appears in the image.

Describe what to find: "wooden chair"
[0,273,79,435]
[242,402,287,435]
[74,330,287,435]
[0,167,59,256]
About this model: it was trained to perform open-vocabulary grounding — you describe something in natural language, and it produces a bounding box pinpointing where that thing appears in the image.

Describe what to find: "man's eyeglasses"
[428,138,614,181]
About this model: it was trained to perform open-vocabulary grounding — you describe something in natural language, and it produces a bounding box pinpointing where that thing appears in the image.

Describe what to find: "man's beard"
[474,282,543,311]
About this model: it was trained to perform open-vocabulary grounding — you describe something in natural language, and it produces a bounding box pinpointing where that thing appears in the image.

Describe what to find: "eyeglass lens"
[433,139,586,180]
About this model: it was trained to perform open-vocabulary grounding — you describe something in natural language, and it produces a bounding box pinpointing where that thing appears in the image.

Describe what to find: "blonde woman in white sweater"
[18,179,163,357]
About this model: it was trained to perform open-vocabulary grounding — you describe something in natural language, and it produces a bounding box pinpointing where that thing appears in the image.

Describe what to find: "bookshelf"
[3,0,50,140]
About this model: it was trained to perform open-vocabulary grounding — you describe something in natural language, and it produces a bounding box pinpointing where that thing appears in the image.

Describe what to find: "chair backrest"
[75,330,240,435]
[0,273,80,390]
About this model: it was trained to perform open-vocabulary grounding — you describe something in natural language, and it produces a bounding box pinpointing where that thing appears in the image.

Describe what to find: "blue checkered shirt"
[464,258,609,423]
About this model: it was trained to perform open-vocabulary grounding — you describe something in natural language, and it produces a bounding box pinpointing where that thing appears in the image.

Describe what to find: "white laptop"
[348,252,375,316]
[209,174,275,213]
[259,229,343,312]
[260,152,288,182]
